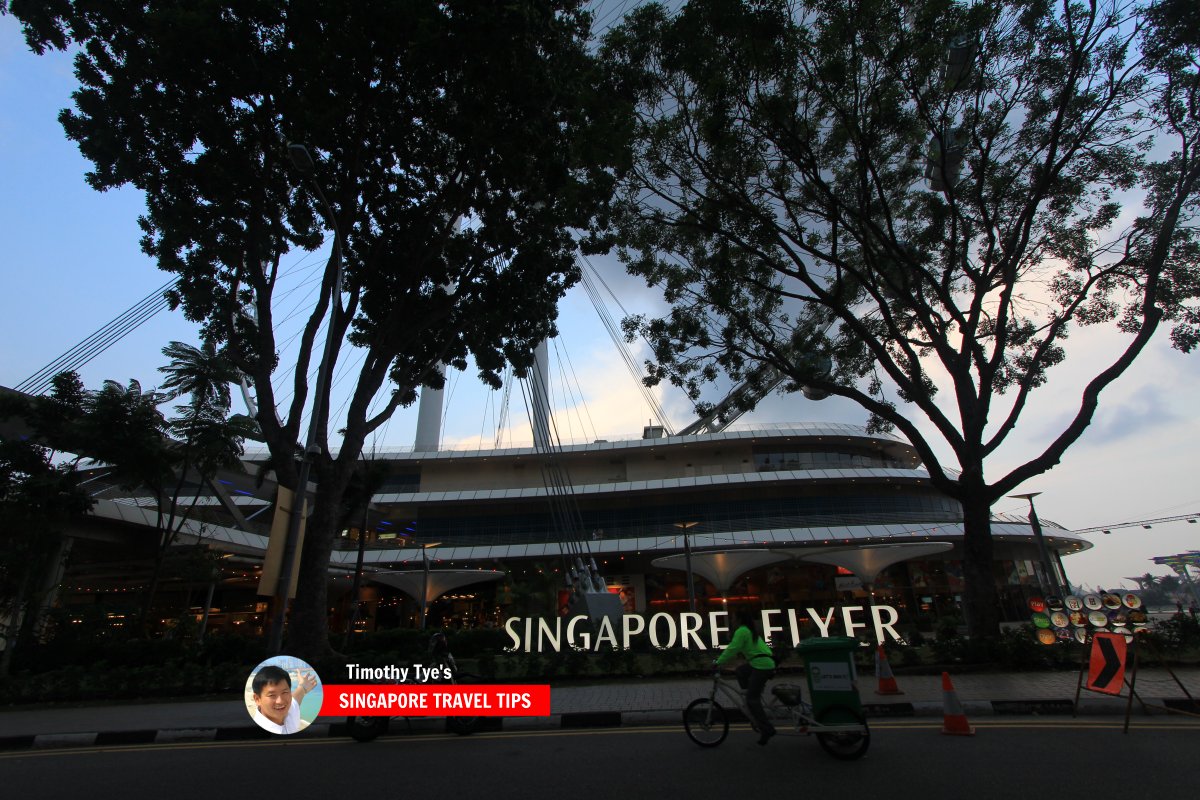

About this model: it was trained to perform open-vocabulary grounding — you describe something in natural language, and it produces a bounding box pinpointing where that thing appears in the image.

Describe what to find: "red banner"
[320,685,550,717]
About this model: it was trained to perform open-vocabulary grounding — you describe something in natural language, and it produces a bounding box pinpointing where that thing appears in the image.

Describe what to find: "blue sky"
[2,12,1198,592]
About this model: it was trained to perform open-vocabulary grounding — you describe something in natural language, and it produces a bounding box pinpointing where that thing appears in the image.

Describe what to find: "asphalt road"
[2,718,1195,800]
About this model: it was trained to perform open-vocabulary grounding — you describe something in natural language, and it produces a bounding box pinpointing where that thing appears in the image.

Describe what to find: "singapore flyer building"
[71,415,1091,638]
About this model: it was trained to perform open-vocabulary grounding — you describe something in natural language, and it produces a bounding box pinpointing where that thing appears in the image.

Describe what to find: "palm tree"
[76,378,176,633]
[134,340,257,634]
[81,379,177,520]
[1129,574,1159,592]
[158,340,239,413]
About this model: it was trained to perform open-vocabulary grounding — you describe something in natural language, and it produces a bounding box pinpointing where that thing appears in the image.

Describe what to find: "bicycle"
[346,640,479,742]
[683,672,870,760]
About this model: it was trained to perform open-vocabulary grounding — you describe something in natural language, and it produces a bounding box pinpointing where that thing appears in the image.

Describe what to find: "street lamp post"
[674,521,699,612]
[1010,492,1062,598]
[266,143,345,654]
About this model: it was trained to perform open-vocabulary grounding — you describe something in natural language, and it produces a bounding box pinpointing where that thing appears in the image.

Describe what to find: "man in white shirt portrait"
[251,664,318,734]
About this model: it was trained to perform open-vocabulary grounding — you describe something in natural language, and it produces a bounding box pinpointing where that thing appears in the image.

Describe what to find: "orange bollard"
[874,644,904,695]
[941,671,975,736]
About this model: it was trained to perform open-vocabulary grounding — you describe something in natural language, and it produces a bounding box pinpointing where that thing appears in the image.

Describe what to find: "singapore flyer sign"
[503,605,903,653]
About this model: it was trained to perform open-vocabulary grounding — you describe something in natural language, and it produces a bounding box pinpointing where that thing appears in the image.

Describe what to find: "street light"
[1010,492,1063,598]
[267,142,346,654]
[673,521,699,612]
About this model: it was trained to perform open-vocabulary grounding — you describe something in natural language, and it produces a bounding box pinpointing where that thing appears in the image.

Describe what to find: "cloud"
[1067,385,1181,447]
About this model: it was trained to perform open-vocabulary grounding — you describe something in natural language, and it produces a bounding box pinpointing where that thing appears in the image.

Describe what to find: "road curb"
[0,696,1189,750]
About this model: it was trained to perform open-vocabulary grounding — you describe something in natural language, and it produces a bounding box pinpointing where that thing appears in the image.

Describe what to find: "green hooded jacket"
[715,624,775,670]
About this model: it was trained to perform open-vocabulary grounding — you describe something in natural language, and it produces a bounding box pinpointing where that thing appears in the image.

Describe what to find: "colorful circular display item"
[1083,594,1103,610]
[1046,596,1063,610]
[1055,627,1071,641]
[1069,611,1087,627]
[1111,611,1128,626]
[1128,610,1148,624]
[1032,612,1051,628]
[1036,628,1057,645]
[1102,593,1122,610]
[1050,611,1069,628]
[1111,626,1133,642]
[1065,596,1083,611]
[1073,628,1089,644]
[1028,597,1046,613]
[1088,611,1109,627]
[1123,593,1142,609]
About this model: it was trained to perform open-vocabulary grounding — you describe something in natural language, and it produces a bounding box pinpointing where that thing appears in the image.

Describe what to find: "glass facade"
[389,489,964,546]
[752,446,901,471]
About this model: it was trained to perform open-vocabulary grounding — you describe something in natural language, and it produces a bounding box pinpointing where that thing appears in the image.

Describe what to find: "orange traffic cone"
[941,672,975,736]
[874,644,904,695]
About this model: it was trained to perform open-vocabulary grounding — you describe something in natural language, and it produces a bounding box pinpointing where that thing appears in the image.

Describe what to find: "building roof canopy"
[789,542,954,584]
[366,569,505,603]
[651,549,791,594]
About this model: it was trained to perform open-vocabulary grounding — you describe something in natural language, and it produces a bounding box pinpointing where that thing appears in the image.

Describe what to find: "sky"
[1,11,1197,594]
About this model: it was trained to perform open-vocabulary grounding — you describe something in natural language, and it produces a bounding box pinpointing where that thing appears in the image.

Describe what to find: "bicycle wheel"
[683,698,729,747]
[346,715,388,743]
[815,705,870,760]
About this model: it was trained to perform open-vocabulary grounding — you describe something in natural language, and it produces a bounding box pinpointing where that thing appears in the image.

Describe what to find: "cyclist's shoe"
[757,725,776,746]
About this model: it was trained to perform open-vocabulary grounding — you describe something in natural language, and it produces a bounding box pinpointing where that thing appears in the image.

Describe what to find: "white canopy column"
[652,549,792,599]
[367,569,505,628]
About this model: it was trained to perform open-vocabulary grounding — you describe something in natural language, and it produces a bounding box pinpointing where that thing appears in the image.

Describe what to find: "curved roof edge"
[373,466,935,505]
[242,422,917,465]
[85,500,1091,569]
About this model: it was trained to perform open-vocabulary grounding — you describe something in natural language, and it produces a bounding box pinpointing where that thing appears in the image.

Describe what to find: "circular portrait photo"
[244,656,323,735]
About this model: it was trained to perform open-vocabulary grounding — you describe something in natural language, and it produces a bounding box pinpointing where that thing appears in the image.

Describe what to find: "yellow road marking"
[1,718,1193,760]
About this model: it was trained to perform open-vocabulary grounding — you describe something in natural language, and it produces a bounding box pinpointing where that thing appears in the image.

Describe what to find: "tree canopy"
[0,434,90,673]
[2,354,253,637]
[9,0,631,658]
[606,0,1199,639]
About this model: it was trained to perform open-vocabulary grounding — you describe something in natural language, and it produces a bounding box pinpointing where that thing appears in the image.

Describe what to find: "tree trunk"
[138,529,169,637]
[342,502,370,651]
[285,468,353,665]
[0,571,33,677]
[959,491,1002,646]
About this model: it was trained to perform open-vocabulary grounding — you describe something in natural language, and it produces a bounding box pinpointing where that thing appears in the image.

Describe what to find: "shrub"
[990,625,1050,670]
[1148,613,1200,653]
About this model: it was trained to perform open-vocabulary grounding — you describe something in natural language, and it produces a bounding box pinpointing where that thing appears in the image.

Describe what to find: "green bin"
[796,636,863,721]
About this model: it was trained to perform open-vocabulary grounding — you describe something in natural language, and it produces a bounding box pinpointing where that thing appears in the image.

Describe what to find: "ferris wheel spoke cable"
[17,277,178,394]
[519,370,590,560]
[34,294,173,395]
[578,258,674,432]
[546,345,575,444]
[480,381,494,449]
[494,364,513,449]
[556,332,600,442]
[19,240,330,398]
[578,254,675,429]
[526,364,594,557]
[552,336,595,443]
[518,378,582,568]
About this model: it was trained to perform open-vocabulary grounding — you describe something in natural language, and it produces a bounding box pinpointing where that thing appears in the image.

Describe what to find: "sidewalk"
[2,668,1197,749]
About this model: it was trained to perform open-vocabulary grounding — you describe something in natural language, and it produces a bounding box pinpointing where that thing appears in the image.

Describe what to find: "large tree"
[10,1,628,659]
[605,0,1199,640]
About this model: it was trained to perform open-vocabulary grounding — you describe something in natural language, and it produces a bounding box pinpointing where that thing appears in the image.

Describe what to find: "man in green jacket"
[715,610,776,744]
